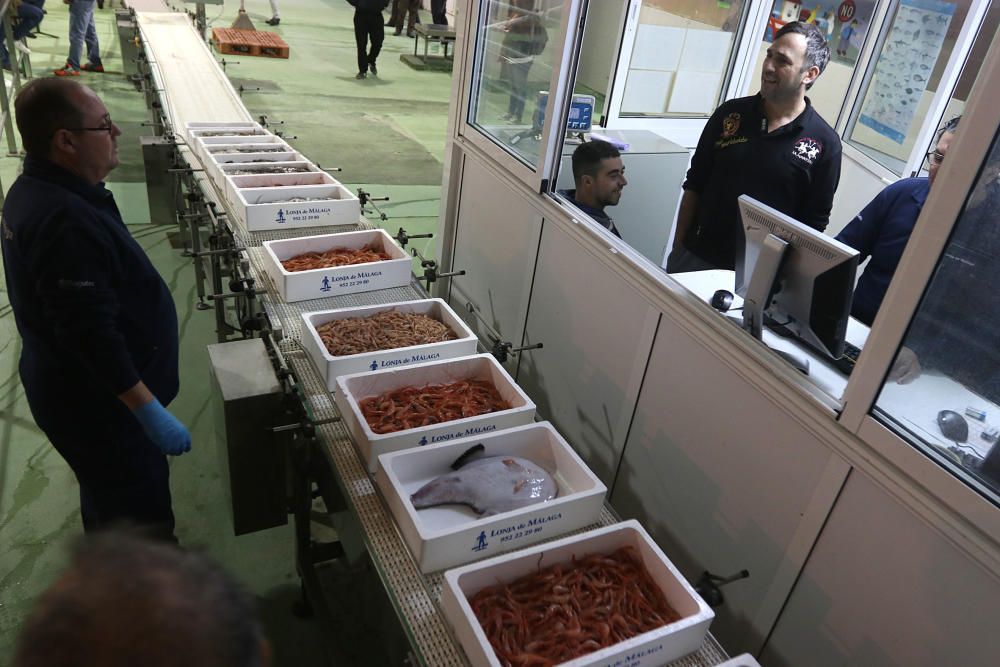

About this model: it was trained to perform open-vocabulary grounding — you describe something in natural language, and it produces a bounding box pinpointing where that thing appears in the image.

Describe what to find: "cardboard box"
[442,521,715,667]
[262,229,411,302]
[232,183,360,231]
[301,298,478,390]
[226,171,339,209]
[376,422,607,572]
[335,354,536,472]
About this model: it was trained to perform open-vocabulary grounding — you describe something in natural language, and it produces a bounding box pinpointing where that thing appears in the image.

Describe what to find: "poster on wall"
[858,0,956,145]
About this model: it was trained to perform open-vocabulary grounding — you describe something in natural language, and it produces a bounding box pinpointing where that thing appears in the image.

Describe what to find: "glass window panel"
[874,125,1000,503]
[752,1,878,126]
[619,0,748,118]
[467,1,565,167]
[845,0,973,175]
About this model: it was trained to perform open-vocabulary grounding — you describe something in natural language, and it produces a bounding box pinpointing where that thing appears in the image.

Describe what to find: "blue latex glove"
[132,398,192,456]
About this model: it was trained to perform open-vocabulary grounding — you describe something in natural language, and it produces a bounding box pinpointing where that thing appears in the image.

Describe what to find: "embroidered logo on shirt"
[792,138,823,165]
[722,113,741,138]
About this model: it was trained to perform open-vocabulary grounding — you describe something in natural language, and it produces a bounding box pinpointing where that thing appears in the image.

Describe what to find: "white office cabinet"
[555,130,689,267]
[760,471,1000,666]
[514,221,659,486]
[609,314,850,653]
[446,158,542,375]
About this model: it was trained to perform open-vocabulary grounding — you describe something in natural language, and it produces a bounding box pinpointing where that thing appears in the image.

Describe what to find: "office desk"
[671,270,870,401]
[878,372,999,459]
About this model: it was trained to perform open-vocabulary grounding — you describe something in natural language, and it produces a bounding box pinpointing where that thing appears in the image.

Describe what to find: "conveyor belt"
[135,12,251,133]
[132,10,729,666]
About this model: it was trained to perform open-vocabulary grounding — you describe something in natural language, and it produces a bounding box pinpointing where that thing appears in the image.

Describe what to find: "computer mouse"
[937,410,969,443]
[710,289,734,312]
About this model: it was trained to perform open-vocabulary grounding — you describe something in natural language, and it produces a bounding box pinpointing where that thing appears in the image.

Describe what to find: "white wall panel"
[762,470,1000,666]
[515,222,659,486]
[610,313,850,653]
[447,156,543,374]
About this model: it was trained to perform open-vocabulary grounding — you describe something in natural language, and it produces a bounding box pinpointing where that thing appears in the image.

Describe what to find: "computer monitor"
[735,195,859,361]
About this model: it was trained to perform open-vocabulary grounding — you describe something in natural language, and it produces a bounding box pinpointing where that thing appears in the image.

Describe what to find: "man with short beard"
[667,21,841,273]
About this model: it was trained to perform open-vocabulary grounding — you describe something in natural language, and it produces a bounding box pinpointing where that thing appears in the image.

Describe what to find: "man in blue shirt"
[1,79,191,539]
[559,139,627,238]
[835,117,960,326]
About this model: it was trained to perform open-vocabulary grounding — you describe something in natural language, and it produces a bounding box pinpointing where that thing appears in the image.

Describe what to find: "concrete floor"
[0,1,452,663]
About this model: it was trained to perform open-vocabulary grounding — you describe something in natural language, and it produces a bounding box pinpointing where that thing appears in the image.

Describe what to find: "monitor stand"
[741,233,810,375]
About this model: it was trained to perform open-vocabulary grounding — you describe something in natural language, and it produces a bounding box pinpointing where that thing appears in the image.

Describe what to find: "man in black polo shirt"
[667,21,842,273]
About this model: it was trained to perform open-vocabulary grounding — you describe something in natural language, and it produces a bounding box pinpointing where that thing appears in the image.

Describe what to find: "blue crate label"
[488,512,563,545]
[369,352,442,371]
[421,423,498,445]
[318,270,384,292]
[601,643,665,667]
[275,205,334,224]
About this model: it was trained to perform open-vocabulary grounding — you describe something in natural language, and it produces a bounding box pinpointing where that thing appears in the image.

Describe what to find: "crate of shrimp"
[301,298,478,391]
[375,421,607,572]
[262,229,410,302]
[335,353,536,472]
[233,182,360,231]
[442,520,715,667]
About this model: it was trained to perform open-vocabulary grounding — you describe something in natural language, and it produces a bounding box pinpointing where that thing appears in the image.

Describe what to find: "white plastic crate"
[376,422,607,572]
[335,354,536,472]
[193,132,279,164]
[442,521,715,667]
[716,655,762,667]
[262,229,411,302]
[207,151,304,191]
[232,183,360,231]
[301,298,478,390]
[225,171,339,209]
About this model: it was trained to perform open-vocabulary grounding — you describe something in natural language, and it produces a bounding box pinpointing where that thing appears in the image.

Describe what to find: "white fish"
[410,454,557,516]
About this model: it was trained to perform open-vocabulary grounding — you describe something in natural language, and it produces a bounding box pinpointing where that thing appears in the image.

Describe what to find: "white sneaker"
[15,41,31,55]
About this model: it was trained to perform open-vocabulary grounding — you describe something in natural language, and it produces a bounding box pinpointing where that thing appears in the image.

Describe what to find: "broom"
[231,0,256,31]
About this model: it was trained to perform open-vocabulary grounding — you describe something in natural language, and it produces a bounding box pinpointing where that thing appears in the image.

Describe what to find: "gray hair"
[775,21,831,90]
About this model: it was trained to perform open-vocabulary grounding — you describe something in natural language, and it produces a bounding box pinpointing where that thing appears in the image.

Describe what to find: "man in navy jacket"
[1,79,190,539]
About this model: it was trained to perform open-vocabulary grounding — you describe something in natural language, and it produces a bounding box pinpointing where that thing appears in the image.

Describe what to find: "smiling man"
[667,21,842,273]
[1,79,190,540]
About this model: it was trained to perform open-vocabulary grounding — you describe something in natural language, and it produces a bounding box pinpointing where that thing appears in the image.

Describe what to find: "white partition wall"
[439,0,1000,659]
[761,470,1000,665]
[447,156,544,375]
[610,313,851,652]
[515,221,660,485]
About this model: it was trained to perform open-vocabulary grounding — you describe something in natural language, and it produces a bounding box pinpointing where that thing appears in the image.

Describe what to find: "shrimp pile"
[469,546,681,666]
[359,380,509,434]
[316,311,457,357]
[281,244,390,272]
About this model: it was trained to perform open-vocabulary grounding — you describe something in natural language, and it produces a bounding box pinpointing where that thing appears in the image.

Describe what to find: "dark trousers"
[506,60,532,121]
[354,10,385,74]
[394,0,419,34]
[47,418,175,540]
[430,0,447,25]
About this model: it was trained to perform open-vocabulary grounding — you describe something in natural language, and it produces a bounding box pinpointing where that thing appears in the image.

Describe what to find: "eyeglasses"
[63,117,115,135]
[926,149,946,166]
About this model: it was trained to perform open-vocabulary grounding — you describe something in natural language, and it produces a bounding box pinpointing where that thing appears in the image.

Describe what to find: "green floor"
[0,1,452,663]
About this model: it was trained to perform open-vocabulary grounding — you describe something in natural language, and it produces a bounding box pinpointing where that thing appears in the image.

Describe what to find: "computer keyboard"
[831,341,862,375]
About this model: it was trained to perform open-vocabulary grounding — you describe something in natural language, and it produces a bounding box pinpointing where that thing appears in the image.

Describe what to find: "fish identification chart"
[858,0,956,144]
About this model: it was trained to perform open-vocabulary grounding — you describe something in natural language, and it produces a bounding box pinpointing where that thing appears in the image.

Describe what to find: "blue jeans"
[67,0,101,69]
[0,2,44,67]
